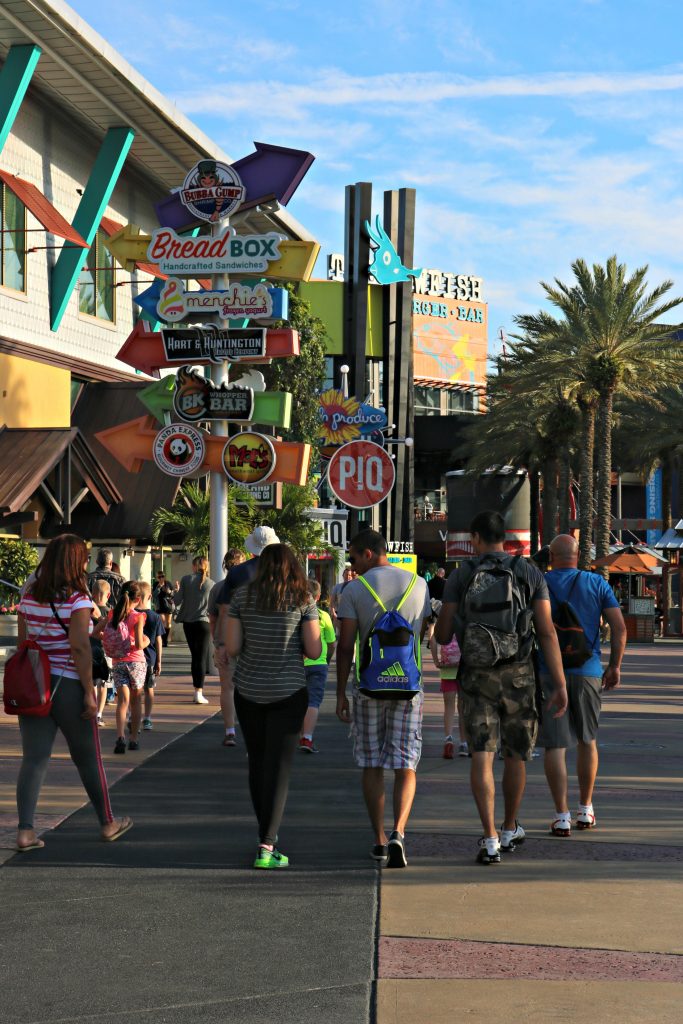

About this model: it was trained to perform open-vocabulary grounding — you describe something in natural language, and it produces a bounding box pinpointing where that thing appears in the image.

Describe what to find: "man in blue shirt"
[540,535,626,836]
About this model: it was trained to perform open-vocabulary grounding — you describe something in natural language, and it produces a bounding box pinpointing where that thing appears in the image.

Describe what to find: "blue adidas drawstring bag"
[356,574,422,699]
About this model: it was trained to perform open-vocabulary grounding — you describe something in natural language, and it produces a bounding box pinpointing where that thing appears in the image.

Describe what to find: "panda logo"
[154,424,205,477]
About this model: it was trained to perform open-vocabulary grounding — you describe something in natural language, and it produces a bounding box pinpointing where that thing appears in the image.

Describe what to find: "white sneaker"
[500,821,526,852]
[193,693,209,705]
[576,806,596,830]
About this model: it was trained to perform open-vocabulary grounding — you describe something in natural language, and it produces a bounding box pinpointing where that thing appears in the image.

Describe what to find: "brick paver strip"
[379,936,683,981]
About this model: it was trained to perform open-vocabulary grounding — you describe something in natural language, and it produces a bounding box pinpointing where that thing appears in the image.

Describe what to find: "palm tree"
[150,482,255,556]
[516,257,683,569]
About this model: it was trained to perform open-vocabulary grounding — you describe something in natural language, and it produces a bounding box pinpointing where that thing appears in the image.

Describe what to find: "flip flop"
[101,817,133,843]
[16,839,45,852]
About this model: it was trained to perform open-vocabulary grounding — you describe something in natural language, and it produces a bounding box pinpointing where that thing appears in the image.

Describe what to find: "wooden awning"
[0,170,88,247]
[414,376,484,393]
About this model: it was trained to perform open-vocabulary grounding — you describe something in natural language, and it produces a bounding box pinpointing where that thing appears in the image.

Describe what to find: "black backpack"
[546,571,594,669]
[458,554,534,668]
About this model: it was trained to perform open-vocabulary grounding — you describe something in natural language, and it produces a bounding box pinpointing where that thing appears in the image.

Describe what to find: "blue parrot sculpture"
[365,215,422,285]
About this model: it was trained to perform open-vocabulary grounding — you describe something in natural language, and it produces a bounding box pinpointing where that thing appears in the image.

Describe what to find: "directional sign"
[105,224,319,282]
[173,367,254,423]
[136,279,288,323]
[116,321,299,376]
[137,375,293,430]
[155,142,315,231]
[95,415,311,485]
[327,440,395,509]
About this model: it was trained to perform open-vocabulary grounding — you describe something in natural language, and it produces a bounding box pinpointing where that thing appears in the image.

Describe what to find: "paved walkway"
[1,643,682,1022]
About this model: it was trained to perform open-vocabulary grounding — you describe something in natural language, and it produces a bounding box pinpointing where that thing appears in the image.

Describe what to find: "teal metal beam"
[0,44,41,155]
[50,126,135,332]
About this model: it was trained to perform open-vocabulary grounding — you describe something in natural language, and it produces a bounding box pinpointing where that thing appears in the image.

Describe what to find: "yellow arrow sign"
[104,224,320,282]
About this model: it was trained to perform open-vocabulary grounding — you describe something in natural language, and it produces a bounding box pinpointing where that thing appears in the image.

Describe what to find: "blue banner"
[646,467,663,547]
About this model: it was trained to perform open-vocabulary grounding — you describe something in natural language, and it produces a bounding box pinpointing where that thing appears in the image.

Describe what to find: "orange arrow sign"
[95,416,311,485]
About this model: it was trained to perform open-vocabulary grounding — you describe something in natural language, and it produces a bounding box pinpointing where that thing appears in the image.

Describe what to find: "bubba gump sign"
[147,227,282,276]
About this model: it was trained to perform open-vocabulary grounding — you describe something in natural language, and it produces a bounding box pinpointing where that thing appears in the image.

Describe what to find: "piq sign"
[222,431,276,486]
[153,424,206,477]
[180,160,245,223]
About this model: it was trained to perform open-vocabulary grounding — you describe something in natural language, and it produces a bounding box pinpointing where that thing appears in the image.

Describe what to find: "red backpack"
[3,603,66,717]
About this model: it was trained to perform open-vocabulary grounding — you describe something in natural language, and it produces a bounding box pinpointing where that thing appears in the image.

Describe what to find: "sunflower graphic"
[318,388,361,446]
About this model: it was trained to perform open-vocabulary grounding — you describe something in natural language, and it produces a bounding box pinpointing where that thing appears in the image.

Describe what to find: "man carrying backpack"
[336,530,432,869]
[435,511,568,865]
[541,534,626,837]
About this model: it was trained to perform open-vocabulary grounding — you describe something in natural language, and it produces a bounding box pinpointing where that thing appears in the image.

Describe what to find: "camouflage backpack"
[459,555,533,669]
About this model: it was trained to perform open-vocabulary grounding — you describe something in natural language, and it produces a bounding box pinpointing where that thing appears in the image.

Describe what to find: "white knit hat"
[245,525,280,556]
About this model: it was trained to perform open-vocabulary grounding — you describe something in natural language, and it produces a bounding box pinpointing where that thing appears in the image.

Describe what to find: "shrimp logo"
[365,215,422,286]
[157,279,185,321]
[180,159,245,223]
[222,431,276,486]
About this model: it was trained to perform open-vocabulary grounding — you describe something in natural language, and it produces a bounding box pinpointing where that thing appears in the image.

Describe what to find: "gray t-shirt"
[442,551,548,608]
[228,585,319,703]
[337,565,432,651]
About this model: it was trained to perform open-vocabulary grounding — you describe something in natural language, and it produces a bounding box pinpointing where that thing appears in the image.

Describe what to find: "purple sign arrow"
[155,142,315,232]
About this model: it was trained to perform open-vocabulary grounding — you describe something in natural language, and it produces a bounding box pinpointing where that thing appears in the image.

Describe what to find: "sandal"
[16,838,45,852]
[101,817,133,843]
[550,816,571,837]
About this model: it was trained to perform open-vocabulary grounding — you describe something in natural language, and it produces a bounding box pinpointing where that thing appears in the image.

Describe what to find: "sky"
[70,0,683,353]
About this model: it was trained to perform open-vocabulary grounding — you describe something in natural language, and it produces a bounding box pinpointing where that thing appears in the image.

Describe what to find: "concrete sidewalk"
[378,644,683,1023]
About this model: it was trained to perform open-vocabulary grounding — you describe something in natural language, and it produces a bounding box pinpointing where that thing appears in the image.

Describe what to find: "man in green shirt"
[300,580,336,753]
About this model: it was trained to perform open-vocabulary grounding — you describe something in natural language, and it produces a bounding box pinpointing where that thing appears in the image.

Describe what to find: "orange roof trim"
[0,171,88,247]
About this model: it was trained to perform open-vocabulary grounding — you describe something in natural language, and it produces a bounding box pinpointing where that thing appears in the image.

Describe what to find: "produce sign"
[173,367,254,423]
[318,388,388,446]
[147,227,282,276]
[179,159,245,223]
[222,431,276,486]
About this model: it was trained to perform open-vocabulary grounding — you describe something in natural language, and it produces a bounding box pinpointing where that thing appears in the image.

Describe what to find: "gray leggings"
[17,676,114,830]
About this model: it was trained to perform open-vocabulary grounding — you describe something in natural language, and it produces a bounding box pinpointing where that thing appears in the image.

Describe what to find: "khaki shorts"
[540,673,601,747]
[459,661,538,760]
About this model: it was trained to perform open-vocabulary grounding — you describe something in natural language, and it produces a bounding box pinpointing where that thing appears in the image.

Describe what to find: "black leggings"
[17,677,114,829]
[234,687,308,846]
[182,621,212,689]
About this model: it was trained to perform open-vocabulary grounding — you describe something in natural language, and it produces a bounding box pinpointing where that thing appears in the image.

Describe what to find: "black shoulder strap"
[50,600,69,637]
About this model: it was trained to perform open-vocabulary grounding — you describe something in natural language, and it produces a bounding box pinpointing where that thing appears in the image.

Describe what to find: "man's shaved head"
[549,534,579,565]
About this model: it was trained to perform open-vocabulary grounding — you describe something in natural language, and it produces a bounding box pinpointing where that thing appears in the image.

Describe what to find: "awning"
[414,376,484,393]
[0,170,88,247]
[655,528,683,550]
[0,427,121,516]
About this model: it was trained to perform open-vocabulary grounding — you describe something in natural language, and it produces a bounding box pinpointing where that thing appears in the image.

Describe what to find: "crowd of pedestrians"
[9,511,626,872]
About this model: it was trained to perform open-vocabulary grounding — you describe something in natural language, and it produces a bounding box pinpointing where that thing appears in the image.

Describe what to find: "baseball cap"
[245,526,280,556]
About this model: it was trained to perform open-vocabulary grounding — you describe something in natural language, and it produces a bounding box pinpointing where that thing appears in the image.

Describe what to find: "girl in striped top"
[15,533,132,851]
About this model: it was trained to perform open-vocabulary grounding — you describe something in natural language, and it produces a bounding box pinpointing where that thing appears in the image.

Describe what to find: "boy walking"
[138,582,165,731]
[299,580,336,753]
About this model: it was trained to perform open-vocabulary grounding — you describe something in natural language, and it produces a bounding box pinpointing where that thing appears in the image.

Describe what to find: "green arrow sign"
[138,375,293,429]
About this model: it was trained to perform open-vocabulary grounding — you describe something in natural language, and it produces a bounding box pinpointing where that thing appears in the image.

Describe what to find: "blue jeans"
[304,665,328,709]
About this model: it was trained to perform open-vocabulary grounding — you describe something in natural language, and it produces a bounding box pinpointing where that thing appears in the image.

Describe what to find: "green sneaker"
[253,847,289,869]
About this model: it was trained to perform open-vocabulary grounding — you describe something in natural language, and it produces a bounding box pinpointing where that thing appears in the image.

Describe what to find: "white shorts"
[351,690,423,770]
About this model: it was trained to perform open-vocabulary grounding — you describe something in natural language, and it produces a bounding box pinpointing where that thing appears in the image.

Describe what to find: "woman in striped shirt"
[223,544,321,869]
[15,534,132,851]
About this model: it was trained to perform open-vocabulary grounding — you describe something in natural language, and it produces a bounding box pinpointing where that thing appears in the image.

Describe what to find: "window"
[446,389,480,414]
[1,186,26,291]
[414,385,441,416]
[323,356,335,392]
[78,229,115,321]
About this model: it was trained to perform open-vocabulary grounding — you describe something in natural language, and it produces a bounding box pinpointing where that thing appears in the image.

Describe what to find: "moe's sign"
[147,227,282,276]
[222,431,276,486]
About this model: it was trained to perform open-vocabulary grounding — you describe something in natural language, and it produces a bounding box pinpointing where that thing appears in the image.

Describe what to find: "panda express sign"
[147,227,282,275]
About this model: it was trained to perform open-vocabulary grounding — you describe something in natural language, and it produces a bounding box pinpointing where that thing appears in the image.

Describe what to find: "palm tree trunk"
[578,402,595,570]
[528,467,540,555]
[595,391,614,575]
[541,457,559,546]
[558,448,571,534]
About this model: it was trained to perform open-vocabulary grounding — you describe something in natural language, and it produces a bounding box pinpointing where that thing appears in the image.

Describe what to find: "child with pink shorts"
[429,633,468,759]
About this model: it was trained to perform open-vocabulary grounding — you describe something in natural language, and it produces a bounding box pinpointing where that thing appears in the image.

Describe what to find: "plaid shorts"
[351,689,423,770]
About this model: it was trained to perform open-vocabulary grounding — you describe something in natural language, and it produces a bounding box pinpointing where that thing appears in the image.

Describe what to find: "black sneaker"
[128,739,140,751]
[500,821,525,852]
[371,844,388,863]
[114,737,126,754]
[476,837,501,865]
[387,830,407,868]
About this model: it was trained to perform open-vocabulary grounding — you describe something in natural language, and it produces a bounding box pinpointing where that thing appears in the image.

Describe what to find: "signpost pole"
[209,221,229,582]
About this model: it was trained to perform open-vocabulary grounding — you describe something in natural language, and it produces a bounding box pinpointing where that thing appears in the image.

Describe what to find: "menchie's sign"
[147,227,282,275]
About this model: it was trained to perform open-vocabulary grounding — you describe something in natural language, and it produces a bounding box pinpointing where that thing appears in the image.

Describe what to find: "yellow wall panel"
[0,353,71,428]
[299,280,384,358]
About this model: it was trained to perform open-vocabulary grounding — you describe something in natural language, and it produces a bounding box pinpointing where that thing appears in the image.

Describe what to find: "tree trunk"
[528,467,540,555]
[558,447,571,534]
[578,402,595,570]
[541,457,559,546]
[595,391,614,575]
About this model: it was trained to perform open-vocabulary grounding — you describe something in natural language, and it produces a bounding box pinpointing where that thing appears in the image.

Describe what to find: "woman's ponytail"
[111,581,142,627]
